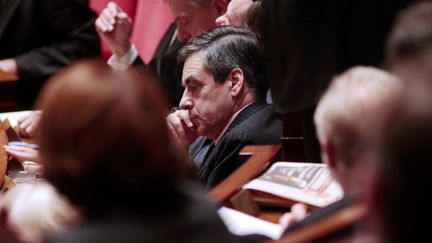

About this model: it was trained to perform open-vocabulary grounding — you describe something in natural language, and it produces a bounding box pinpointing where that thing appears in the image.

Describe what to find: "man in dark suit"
[167,26,282,189]
[0,0,100,109]
[95,0,227,106]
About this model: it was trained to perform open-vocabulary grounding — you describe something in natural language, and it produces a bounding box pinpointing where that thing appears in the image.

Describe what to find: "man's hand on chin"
[166,110,199,147]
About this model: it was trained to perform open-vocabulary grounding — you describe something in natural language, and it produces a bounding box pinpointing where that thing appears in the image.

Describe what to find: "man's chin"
[196,127,209,138]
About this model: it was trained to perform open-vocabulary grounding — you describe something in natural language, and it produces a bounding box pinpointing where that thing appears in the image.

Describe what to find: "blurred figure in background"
[215,0,256,26]
[360,3,432,242]
[0,0,100,109]
[252,0,415,162]
[0,183,79,243]
[35,60,244,243]
[386,2,432,82]
[95,0,227,106]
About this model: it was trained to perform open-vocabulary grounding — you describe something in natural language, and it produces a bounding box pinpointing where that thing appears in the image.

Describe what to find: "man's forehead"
[182,53,213,84]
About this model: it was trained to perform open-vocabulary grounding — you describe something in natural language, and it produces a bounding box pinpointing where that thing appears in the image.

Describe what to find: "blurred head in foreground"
[314,66,403,195]
[37,60,192,218]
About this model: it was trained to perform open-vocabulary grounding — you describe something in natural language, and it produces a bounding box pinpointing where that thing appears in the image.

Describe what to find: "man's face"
[169,0,223,42]
[179,53,234,139]
[215,0,253,26]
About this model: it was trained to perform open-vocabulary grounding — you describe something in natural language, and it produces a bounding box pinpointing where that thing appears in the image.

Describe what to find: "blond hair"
[314,66,402,164]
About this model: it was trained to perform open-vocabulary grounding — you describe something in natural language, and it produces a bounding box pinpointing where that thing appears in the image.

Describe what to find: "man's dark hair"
[178,25,268,99]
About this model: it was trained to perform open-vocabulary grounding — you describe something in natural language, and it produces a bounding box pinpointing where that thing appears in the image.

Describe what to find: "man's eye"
[178,19,189,26]
[188,84,201,93]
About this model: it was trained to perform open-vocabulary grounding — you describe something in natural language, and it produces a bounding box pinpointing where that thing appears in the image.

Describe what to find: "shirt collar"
[214,101,254,144]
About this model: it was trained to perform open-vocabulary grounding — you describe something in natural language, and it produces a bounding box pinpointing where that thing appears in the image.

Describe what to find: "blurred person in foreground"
[359,3,432,242]
[281,67,403,241]
[359,75,432,243]
[0,183,79,243]
[34,59,257,243]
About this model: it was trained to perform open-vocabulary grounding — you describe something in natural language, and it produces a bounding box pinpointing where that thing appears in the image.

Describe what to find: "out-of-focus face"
[169,0,225,42]
[179,53,234,139]
[215,0,253,26]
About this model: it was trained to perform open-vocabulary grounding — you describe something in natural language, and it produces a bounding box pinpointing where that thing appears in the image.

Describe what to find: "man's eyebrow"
[183,76,200,87]
[175,15,188,23]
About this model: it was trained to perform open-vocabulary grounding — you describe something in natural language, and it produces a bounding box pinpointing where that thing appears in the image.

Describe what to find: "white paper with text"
[243,162,343,208]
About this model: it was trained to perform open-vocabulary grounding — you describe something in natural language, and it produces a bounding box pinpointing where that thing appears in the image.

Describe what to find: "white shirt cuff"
[107,44,139,71]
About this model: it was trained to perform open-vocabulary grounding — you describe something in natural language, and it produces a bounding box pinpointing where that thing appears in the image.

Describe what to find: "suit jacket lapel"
[223,100,268,135]
[0,0,21,38]
[198,100,269,176]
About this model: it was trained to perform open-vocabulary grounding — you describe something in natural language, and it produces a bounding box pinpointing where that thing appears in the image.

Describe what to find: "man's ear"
[228,68,244,97]
[320,138,337,169]
[214,0,228,16]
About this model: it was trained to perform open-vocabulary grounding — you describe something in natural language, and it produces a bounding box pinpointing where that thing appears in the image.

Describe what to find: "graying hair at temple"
[178,25,268,99]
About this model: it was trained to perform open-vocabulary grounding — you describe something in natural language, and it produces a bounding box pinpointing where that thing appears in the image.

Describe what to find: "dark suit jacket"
[135,23,184,107]
[198,101,282,189]
[261,0,416,113]
[43,183,261,243]
[0,0,100,109]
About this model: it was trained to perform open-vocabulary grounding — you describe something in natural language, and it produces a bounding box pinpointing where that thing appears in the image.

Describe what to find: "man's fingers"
[18,129,29,138]
[291,203,308,219]
[5,145,27,152]
[177,111,194,128]
[166,122,182,144]
[99,11,114,31]
[116,12,129,21]
[95,18,109,33]
[279,213,299,229]
[18,115,33,129]
[166,110,198,145]
[4,146,38,162]
[167,114,187,141]
[16,111,41,139]
[24,124,36,137]
[107,1,121,16]
[101,8,115,25]
[17,112,32,124]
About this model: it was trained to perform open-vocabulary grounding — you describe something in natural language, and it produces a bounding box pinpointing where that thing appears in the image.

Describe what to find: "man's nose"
[179,95,193,110]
